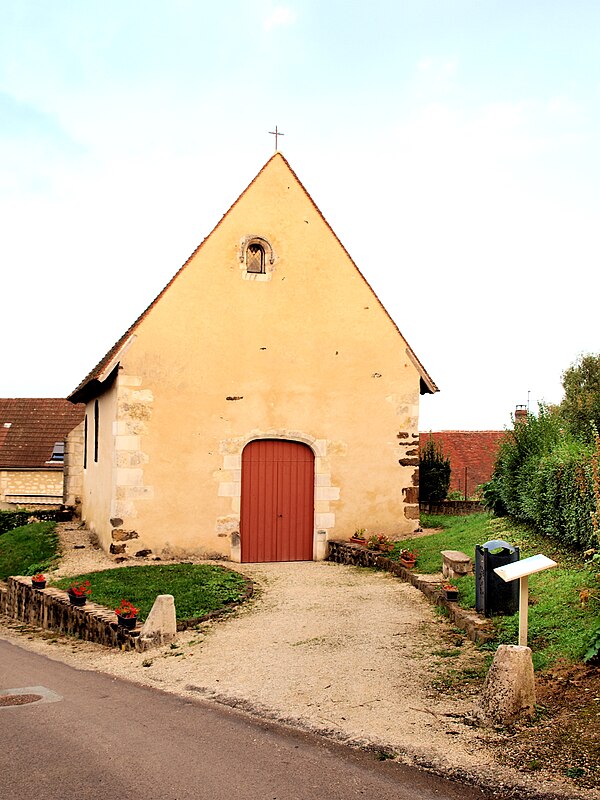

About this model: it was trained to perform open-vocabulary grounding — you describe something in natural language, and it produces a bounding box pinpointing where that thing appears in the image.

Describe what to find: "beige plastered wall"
[83,155,424,560]
[0,469,64,509]
[80,382,118,550]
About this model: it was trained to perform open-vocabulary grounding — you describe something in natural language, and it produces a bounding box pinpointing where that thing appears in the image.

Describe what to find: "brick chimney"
[515,404,528,424]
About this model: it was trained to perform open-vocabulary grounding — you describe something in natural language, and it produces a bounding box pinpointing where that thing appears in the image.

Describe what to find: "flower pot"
[443,588,458,601]
[67,591,87,606]
[31,580,46,589]
[400,557,416,569]
[117,615,138,630]
[350,538,367,546]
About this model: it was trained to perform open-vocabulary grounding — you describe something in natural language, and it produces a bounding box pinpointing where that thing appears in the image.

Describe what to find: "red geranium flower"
[69,580,92,597]
[115,599,139,619]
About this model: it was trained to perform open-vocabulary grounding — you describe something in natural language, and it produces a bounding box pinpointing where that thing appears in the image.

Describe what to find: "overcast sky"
[2,1,599,431]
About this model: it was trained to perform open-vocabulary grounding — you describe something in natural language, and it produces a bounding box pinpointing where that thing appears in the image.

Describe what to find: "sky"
[1,0,599,431]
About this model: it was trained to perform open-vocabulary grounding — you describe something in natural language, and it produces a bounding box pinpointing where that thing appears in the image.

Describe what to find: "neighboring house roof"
[0,399,85,469]
[69,152,438,404]
[419,430,507,495]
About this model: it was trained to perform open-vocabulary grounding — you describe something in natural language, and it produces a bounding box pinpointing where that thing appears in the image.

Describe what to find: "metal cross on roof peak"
[269,125,285,151]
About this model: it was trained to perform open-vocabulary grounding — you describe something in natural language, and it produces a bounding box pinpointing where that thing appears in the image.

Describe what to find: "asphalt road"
[0,638,496,800]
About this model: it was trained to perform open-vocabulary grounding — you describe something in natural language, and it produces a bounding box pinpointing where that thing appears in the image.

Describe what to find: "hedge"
[0,509,72,536]
[487,409,599,551]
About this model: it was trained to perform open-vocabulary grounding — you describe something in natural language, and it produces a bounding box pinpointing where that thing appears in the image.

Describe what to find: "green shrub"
[492,405,564,521]
[481,475,507,516]
[525,441,596,549]
[559,353,600,443]
[584,625,600,664]
[487,406,597,550]
[419,436,451,504]
[0,509,68,535]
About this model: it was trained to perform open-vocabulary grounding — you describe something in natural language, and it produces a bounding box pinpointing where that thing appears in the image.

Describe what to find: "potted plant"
[441,582,458,601]
[350,528,367,546]
[67,580,91,606]
[115,599,140,629]
[399,548,417,568]
[31,573,46,589]
[366,533,393,552]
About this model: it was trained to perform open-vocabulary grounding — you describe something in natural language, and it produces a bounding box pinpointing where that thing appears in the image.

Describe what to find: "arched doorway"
[240,439,315,562]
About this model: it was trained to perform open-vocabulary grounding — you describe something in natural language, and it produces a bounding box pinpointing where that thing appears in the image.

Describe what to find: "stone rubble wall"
[419,500,485,515]
[0,576,146,651]
[327,541,494,644]
[0,572,253,651]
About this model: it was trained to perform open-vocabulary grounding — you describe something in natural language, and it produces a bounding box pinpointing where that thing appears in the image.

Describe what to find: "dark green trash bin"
[475,539,519,617]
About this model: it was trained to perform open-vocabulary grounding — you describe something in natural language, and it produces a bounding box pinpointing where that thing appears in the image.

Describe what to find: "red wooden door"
[241,440,314,563]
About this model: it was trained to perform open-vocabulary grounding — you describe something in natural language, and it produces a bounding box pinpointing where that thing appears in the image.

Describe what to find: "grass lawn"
[0,522,59,580]
[389,513,600,669]
[52,564,249,622]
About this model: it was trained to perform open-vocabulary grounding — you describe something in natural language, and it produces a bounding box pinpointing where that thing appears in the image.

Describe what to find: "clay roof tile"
[0,399,85,469]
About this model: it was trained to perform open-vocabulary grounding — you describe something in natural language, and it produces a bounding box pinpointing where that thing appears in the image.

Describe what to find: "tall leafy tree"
[419,436,451,504]
[560,353,600,442]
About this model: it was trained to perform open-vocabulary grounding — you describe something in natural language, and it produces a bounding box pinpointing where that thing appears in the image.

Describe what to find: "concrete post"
[474,644,536,726]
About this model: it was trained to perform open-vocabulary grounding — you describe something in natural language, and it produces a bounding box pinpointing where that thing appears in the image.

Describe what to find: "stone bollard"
[138,594,177,650]
[474,644,536,726]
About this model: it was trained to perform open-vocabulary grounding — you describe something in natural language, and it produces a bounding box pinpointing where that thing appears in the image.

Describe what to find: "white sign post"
[493,554,557,646]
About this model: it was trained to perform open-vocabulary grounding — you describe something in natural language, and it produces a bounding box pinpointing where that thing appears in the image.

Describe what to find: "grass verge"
[52,564,249,622]
[388,513,600,668]
[0,522,59,579]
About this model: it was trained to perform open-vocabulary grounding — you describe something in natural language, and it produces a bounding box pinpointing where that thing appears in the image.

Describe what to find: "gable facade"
[70,154,436,561]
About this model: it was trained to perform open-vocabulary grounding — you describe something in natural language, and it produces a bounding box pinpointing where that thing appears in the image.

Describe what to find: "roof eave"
[404,348,438,395]
[68,335,135,404]
[420,376,437,396]
[69,365,119,405]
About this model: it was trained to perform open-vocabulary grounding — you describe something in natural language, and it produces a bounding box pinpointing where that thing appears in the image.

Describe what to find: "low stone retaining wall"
[0,576,145,651]
[0,572,255,650]
[420,500,485,515]
[327,541,494,644]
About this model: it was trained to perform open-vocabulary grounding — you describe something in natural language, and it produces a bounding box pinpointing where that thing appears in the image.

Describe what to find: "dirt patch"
[488,662,600,790]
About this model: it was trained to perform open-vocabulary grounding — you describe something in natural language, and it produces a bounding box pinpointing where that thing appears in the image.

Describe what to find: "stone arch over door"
[240,439,315,563]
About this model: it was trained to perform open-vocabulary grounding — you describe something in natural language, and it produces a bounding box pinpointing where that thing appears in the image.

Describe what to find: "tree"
[559,353,600,442]
[419,436,451,504]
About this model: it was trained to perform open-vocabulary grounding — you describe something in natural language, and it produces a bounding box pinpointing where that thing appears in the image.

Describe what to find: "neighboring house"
[419,430,506,498]
[68,153,437,562]
[0,399,84,509]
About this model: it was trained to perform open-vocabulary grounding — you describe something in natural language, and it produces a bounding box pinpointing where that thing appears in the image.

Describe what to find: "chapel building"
[68,153,437,562]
